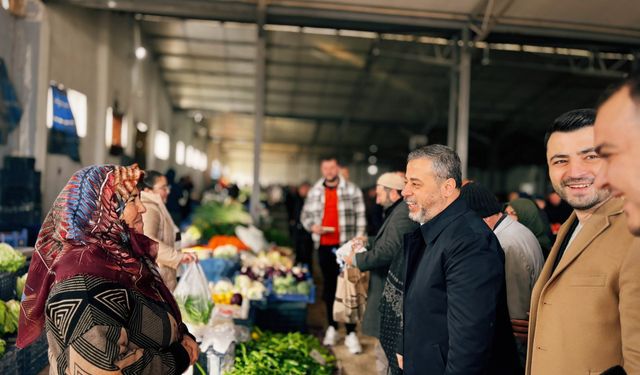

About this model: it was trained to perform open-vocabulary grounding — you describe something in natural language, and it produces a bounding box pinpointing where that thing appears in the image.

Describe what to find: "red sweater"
[320,186,340,246]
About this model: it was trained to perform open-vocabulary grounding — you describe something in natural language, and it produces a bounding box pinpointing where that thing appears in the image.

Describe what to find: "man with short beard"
[397,145,520,375]
[301,157,366,353]
[595,72,640,237]
[523,109,640,375]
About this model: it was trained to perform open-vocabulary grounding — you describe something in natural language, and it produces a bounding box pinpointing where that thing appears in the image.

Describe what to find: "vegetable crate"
[255,301,308,333]
[0,343,20,375]
[0,229,28,247]
[199,258,240,282]
[19,333,48,375]
[0,265,28,301]
[266,280,316,304]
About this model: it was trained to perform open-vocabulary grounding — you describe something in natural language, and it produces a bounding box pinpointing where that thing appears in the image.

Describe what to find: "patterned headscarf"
[17,165,182,348]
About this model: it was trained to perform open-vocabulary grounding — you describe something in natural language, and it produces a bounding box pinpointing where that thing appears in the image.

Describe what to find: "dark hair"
[137,170,164,190]
[597,70,640,108]
[320,156,338,164]
[544,109,596,148]
[407,144,462,189]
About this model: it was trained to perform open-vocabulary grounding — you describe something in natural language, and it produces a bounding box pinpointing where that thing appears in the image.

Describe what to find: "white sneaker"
[345,332,362,354]
[323,326,337,346]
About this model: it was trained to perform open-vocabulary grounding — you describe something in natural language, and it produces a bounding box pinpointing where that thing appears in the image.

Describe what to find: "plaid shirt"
[301,177,367,248]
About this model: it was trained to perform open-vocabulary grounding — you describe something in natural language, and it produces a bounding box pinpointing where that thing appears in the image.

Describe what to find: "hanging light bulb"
[135,46,147,60]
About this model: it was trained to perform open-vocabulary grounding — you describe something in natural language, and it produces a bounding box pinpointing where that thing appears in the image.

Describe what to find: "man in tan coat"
[524,109,640,375]
[595,72,640,238]
[139,171,195,290]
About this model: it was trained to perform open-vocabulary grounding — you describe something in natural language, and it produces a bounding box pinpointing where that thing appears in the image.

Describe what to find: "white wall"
[1,3,200,216]
[0,2,48,171]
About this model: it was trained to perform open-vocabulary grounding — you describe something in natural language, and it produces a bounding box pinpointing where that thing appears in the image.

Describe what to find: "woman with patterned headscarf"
[17,164,199,374]
[505,198,553,258]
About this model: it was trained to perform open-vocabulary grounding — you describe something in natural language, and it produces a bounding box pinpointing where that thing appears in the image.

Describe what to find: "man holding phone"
[301,157,367,352]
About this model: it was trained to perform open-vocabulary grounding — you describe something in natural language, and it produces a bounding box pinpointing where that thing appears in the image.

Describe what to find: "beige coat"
[526,197,640,375]
[141,191,182,291]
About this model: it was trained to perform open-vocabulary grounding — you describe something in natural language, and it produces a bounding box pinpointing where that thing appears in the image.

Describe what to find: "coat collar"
[375,199,404,241]
[546,197,624,284]
[420,196,468,246]
[313,176,346,190]
[141,190,163,206]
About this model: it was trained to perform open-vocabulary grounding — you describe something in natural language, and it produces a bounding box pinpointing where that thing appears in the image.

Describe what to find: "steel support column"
[250,0,266,222]
[447,39,459,149]
[456,28,471,180]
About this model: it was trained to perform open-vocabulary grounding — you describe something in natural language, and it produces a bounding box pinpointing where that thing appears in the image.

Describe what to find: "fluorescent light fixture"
[186,145,194,168]
[105,107,113,147]
[176,141,185,165]
[121,116,128,148]
[154,130,170,160]
[46,87,53,129]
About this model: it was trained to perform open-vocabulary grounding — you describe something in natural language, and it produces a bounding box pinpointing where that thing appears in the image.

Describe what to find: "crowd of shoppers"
[14,71,640,375]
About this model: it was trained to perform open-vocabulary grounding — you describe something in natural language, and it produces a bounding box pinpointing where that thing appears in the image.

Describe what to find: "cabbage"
[234,275,252,291]
[0,243,26,273]
[0,300,20,334]
[16,273,27,298]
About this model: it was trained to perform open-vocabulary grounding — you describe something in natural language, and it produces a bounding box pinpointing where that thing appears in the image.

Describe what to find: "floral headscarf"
[17,165,182,348]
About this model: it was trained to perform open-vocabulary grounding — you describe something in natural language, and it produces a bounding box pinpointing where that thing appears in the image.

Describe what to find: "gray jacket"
[494,214,544,319]
[355,199,418,338]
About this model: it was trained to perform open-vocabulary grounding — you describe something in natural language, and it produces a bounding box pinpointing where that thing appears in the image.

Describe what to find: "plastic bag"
[174,262,214,327]
[333,267,369,324]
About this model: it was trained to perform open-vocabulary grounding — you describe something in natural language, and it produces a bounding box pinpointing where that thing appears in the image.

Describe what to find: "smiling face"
[402,158,457,223]
[546,126,610,212]
[595,86,640,235]
[121,189,146,233]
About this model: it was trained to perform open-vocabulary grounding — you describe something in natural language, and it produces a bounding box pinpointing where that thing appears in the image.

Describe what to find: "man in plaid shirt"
[301,157,367,353]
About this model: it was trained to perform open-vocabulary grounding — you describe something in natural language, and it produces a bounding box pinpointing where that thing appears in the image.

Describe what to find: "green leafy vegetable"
[0,243,26,273]
[191,202,252,240]
[16,273,28,298]
[0,338,5,358]
[177,296,213,325]
[229,328,336,375]
[0,299,20,334]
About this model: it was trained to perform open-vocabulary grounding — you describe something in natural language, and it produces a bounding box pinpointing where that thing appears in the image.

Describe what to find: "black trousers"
[318,245,356,333]
[294,225,313,272]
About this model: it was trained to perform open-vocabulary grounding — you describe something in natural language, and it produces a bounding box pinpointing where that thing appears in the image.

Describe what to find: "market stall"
[0,243,48,375]
[178,201,328,374]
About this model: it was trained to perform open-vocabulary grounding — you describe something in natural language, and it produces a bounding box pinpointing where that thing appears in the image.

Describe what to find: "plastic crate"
[199,258,240,282]
[266,279,316,304]
[0,229,28,247]
[0,264,28,301]
[0,271,17,300]
[19,333,48,375]
[255,301,308,333]
[0,340,20,375]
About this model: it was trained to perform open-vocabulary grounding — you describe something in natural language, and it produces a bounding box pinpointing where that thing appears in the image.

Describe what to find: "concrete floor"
[306,251,379,375]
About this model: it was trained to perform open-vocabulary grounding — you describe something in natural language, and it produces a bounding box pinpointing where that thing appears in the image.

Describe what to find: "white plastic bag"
[174,262,214,328]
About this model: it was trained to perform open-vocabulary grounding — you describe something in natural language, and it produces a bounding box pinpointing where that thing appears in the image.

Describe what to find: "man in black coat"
[345,172,418,372]
[398,145,520,375]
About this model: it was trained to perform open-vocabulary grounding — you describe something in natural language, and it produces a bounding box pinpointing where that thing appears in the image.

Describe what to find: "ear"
[441,178,458,197]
